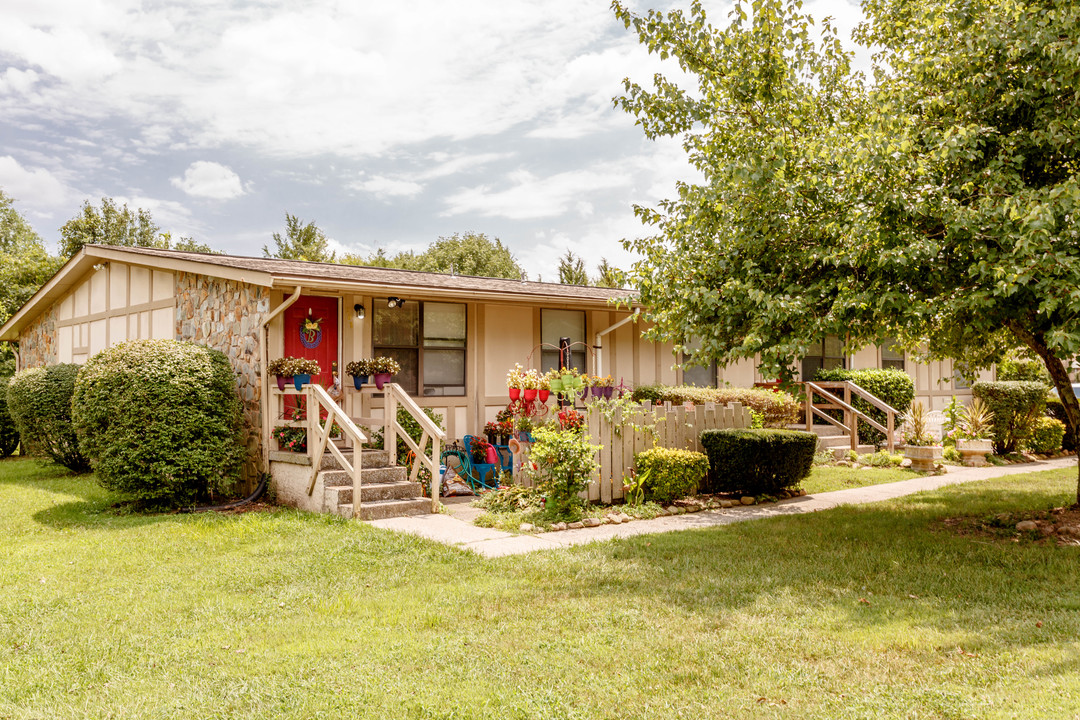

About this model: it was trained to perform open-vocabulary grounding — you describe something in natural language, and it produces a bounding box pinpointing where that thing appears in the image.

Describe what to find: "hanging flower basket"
[538,389,550,403]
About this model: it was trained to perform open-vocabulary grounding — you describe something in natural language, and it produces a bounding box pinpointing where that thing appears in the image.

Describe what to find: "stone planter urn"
[957,439,994,467]
[904,444,943,472]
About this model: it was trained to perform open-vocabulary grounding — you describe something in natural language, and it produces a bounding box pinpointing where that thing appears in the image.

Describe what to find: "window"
[953,361,971,390]
[801,336,845,380]
[541,309,586,374]
[681,337,717,387]
[881,338,905,371]
[373,300,466,396]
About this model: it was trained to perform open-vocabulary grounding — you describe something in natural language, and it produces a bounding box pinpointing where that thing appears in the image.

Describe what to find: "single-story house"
[0,244,987,489]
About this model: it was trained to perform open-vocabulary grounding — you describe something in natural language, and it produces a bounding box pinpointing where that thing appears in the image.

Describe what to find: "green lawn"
[2,457,1079,719]
[801,464,928,494]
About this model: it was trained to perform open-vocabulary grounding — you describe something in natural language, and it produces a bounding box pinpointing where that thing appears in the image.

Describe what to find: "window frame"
[801,336,847,380]
[372,299,467,397]
[540,308,587,374]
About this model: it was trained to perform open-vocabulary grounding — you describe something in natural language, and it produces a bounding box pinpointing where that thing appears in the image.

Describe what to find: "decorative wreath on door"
[300,316,323,349]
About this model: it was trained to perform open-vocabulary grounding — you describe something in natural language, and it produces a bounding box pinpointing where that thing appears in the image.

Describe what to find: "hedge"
[1045,397,1076,451]
[629,385,801,427]
[0,376,19,458]
[73,339,244,506]
[699,428,816,496]
[971,380,1048,454]
[7,364,89,472]
[813,368,915,446]
[634,447,709,504]
[1028,416,1066,454]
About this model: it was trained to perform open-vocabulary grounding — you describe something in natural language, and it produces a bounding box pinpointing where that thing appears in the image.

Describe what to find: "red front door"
[283,295,339,389]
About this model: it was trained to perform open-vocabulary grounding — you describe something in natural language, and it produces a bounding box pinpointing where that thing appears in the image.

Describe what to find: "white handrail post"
[352,418,363,519]
[430,435,441,512]
[307,385,316,464]
[805,382,813,432]
[385,384,398,466]
[887,410,895,453]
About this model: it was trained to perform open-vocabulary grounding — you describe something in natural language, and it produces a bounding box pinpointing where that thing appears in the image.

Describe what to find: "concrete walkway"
[367,456,1078,558]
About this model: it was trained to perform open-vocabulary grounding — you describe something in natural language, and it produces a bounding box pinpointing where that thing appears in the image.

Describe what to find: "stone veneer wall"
[17,304,58,369]
[175,272,268,484]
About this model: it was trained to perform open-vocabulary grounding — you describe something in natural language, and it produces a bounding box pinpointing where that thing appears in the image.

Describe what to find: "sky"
[0,0,865,281]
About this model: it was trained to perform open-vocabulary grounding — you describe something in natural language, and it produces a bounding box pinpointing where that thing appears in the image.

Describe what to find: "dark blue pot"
[352,374,368,390]
[293,373,312,391]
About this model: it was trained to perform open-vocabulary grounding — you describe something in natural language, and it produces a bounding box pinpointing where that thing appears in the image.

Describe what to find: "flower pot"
[498,434,509,446]
[548,378,563,393]
[293,373,312,391]
[352,374,368,390]
[374,372,392,390]
[509,387,521,401]
[602,386,613,399]
[561,374,574,386]
[523,388,538,402]
[590,386,602,398]
[957,439,993,467]
[538,389,550,403]
[276,375,290,391]
[904,444,943,472]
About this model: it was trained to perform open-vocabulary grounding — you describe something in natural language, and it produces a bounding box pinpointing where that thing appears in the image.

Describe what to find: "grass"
[801,464,929,494]
[2,456,1079,718]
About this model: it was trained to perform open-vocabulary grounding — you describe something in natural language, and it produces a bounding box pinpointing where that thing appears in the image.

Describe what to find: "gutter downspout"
[594,310,639,378]
[260,285,303,473]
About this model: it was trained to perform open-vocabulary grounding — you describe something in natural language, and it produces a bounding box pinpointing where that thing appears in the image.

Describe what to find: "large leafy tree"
[0,190,63,375]
[263,213,336,263]
[614,0,1080,501]
[59,198,170,257]
[557,249,589,285]
[341,232,526,279]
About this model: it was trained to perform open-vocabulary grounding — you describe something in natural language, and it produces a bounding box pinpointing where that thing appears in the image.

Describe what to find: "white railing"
[382,383,446,513]
[303,384,369,518]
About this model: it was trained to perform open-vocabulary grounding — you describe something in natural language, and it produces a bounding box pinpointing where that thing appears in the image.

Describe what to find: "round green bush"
[634,447,709,503]
[699,428,817,496]
[971,380,1048,454]
[0,376,19,458]
[7,364,89,471]
[73,339,244,506]
[1045,397,1076,451]
[1028,416,1066,454]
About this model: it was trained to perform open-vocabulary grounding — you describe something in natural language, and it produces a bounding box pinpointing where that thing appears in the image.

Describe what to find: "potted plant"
[521,368,541,402]
[506,363,525,401]
[345,359,373,390]
[537,372,551,403]
[290,357,320,391]
[901,401,942,471]
[268,357,296,391]
[956,398,995,466]
[484,421,500,444]
[596,374,614,399]
[546,368,563,395]
[369,356,401,390]
[515,415,534,442]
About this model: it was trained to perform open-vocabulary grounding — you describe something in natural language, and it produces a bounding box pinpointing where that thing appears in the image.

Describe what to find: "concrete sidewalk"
[367,456,1078,558]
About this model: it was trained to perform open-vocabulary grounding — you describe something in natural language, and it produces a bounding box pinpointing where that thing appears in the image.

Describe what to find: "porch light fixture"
[353,303,366,320]
[386,296,405,309]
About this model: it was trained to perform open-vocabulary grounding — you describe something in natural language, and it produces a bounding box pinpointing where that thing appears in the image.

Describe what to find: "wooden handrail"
[383,383,446,513]
[304,384,368,519]
[804,380,897,452]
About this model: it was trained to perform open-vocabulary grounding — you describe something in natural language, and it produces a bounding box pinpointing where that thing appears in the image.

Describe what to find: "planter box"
[957,439,993,467]
[904,444,942,472]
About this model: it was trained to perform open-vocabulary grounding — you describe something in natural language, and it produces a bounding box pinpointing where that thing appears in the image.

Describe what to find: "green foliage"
[473,485,544,514]
[997,351,1051,384]
[263,213,335,263]
[814,368,915,445]
[72,340,243,506]
[59,198,169,257]
[856,451,904,468]
[972,381,1049,454]
[0,376,19,457]
[943,446,962,463]
[629,384,800,427]
[634,447,708,504]
[1028,417,1066,455]
[1045,398,1076,451]
[699,428,816,495]
[341,232,526,280]
[594,258,625,288]
[526,425,600,519]
[557,249,589,285]
[369,407,444,488]
[613,0,1080,500]
[7,364,89,471]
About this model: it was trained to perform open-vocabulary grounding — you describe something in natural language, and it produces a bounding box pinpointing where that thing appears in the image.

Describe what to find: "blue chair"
[462,435,501,491]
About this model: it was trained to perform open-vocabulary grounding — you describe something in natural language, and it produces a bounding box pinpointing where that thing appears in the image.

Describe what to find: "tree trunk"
[1005,320,1080,506]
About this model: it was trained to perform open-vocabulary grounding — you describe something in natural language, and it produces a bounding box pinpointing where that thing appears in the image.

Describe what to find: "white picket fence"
[513,401,752,503]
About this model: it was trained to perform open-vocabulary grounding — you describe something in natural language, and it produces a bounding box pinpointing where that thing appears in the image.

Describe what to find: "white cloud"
[348,175,423,200]
[170,161,245,199]
[442,167,633,220]
[0,155,73,208]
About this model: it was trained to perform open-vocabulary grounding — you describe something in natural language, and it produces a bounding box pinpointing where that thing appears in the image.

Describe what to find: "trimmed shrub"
[72,339,243,506]
[814,368,915,446]
[1028,416,1066,454]
[629,385,801,427]
[526,425,600,520]
[0,376,19,458]
[997,354,1051,383]
[699,428,816,495]
[971,381,1048,454]
[1045,397,1076,451]
[634,447,709,504]
[7,364,89,471]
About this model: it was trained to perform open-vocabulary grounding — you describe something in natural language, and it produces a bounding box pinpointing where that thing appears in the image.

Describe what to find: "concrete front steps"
[269,443,432,520]
[790,424,875,459]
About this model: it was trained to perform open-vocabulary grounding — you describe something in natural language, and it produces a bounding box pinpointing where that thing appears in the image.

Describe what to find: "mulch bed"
[937,505,1080,546]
